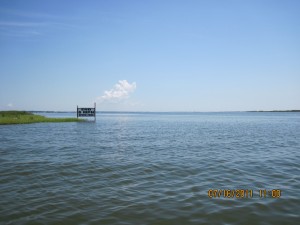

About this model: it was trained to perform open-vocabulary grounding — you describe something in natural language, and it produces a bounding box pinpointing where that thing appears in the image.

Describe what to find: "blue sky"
[0,0,299,111]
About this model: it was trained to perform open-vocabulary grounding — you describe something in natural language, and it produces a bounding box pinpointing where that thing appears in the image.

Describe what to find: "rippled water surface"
[1,112,300,225]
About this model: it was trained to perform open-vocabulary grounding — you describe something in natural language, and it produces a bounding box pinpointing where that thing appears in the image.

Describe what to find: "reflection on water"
[0,112,300,224]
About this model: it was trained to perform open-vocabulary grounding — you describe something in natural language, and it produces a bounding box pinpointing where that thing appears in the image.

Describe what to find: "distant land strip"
[30,110,300,113]
[0,111,83,125]
[247,110,300,112]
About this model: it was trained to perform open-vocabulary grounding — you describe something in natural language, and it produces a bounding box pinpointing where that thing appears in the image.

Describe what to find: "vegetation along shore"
[0,111,83,125]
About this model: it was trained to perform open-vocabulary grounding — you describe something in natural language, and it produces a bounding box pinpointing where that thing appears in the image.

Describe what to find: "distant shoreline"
[247,110,300,112]
[2,110,300,115]
[0,111,83,125]
[29,110,300,113]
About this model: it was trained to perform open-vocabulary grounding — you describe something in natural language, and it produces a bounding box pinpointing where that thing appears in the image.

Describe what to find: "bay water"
[1,112,299,225]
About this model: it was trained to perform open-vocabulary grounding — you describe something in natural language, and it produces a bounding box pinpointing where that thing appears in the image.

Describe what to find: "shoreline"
[30,110,300,113]
[0,111,84,125]
[247,110,300,113]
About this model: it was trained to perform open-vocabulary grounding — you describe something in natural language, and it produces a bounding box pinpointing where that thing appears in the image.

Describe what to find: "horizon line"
[7,109,300,113]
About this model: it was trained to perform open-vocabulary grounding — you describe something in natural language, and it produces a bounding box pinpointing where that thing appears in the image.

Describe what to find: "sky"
[0,0,299,111]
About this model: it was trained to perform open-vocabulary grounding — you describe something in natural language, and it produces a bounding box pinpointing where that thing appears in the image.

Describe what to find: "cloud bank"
[99,80,136,101]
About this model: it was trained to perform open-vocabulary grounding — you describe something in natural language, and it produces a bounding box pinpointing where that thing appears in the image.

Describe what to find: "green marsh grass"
[0,111,84,125]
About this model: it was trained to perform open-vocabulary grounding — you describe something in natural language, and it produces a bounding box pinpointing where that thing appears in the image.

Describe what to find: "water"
[1,112,300,225]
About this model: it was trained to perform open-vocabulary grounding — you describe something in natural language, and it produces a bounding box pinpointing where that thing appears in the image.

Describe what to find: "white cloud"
[7,103,13,107]
[99,80,136,101]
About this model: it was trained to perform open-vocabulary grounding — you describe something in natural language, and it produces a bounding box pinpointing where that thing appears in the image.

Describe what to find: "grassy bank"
[0,111,84,125]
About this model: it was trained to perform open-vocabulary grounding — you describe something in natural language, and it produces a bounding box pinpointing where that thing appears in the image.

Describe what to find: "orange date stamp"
[208,189,282,198]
